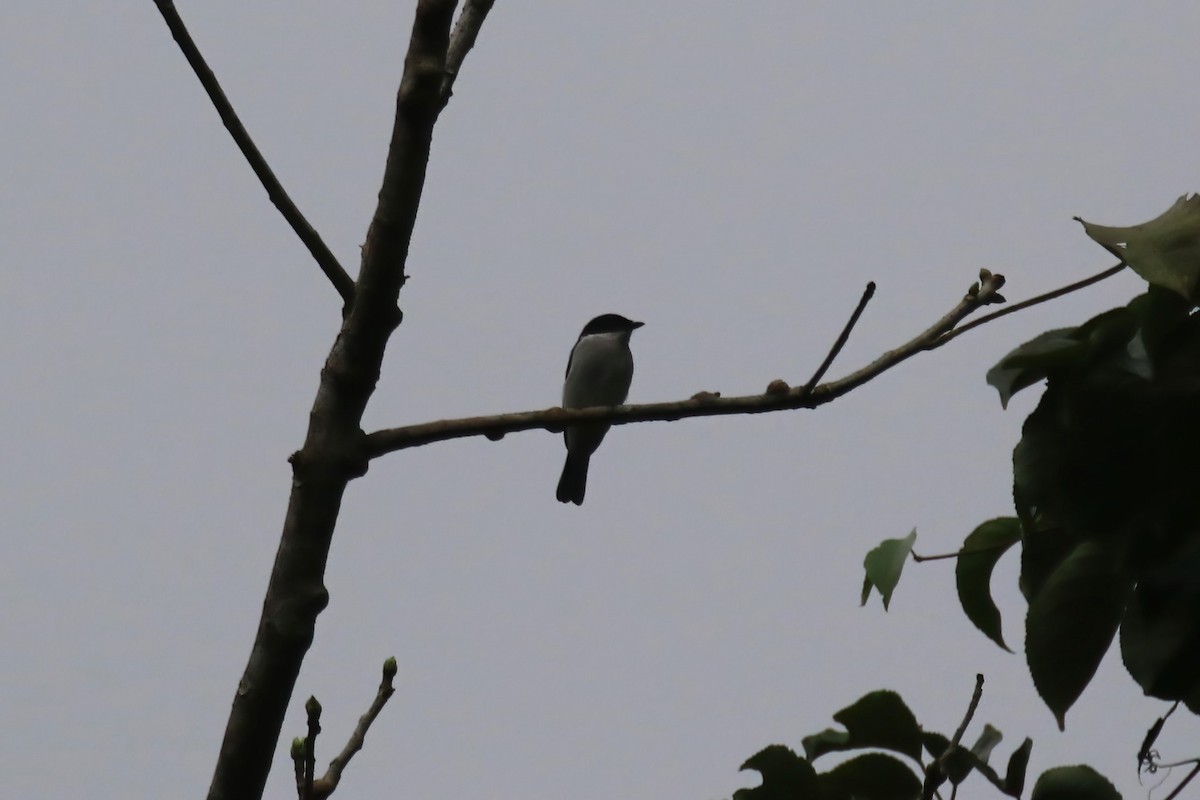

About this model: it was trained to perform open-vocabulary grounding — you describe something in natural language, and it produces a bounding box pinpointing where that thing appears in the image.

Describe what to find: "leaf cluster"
[863,198,1200,733]
[733,691,1116,800]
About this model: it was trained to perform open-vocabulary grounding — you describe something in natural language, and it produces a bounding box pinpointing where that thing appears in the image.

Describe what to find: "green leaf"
[1030,765,1121,800]
[969,724,1003,763]
[1077,194,1200,302]
[818,753,922,800]
[1004,738,1033,797]
[735,745,820,800]
[920,733,974,786]
[803,690,923,762]
[956,518,1022,650]
[1017,527,1079,605]
[862,530,917,611]
[1119,541,1200,711]
[986,329,1085,408]
[922,731,1015,793]
[1025,541,1133,729]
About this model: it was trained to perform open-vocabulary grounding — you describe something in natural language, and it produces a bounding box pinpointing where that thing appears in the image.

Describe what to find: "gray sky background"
[4,2,1200,798]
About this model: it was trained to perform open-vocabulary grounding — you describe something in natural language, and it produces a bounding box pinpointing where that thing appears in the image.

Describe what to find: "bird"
[556,313,644,505]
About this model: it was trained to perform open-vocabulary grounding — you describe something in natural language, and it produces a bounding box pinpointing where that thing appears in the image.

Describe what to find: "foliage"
[734,690,1038,800]
[861,196,1200,725]
[832,197,1200,797]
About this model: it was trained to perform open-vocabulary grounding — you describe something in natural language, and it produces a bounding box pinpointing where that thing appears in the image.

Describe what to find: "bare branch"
[204,2,467,799]
[440,0,496,109]
[931,262,1126,349]
[923,675,986,800]
[946,674,985,754]
[1165,763,1200,800]
[306,658,400,800]
[290,738,305,797]
[801,281,876,396]
[151,0,357,308]
[910,550,963,563]
[363,272,1007,458]
[302,696,322,800]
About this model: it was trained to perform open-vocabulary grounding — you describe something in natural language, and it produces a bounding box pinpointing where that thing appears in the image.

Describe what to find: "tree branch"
[302,696,322,800]
[203,2,471,799]
[363,272,1006,458]
[1165,763,1200,800]
[923,674,986,800]
[946,674,985,755]
[151,0,357,309]
[800,282,876,395]
[304,658,399,800]
[930,262,1126,349]
[440,0,496,109]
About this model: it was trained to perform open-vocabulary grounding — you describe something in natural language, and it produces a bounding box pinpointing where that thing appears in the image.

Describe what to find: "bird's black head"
[579,313,644,337]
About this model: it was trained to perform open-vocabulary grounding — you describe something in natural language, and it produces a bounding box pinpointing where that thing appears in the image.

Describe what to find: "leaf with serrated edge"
[818,753,922,800]
[735,745,819,800]
[986,329,1083,408]
[1077,194,1200,302]
[956,518,1021,651]
[1004,739,1033,798]
[862,530,917,611]
[1030,765,1120,800]
[803,690,923,762]
[1025,542,1132,729]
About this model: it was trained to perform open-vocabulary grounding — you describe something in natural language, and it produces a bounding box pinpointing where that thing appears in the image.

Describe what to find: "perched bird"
[556,313,644,505]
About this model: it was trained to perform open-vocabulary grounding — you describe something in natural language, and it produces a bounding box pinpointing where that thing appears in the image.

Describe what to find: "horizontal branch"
[152,0,357,308]
[363,271,1006,458]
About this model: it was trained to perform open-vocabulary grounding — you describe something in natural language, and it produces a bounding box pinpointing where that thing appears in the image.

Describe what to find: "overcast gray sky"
[4,2,1200,798]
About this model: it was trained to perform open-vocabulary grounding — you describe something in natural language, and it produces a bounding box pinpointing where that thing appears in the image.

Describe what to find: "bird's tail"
[556,453,590,505]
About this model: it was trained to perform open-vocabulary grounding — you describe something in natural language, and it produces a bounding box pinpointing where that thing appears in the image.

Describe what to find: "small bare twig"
[800,282,876,396]
[911,550,963,563]
[363,272,1007,458]
[923,675,986,800]
[1165,763,1200,800]
[151,1,357,309]
[302,696,322,800]
[306,658,400,799]
[290,738,306,795]
[440,0,495,109]
[912,535,1018,563]
[947,675,985,755]
[931,262,1126,349]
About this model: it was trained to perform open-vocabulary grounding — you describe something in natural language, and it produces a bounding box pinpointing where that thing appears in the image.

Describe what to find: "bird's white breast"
[562,332,634,409]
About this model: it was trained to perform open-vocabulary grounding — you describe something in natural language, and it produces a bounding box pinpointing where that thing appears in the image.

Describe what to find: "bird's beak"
[631,321,645,329]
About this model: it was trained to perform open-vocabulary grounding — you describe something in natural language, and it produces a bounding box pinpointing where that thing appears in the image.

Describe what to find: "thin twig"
[363,272,1008,459]
[290,739,305,796]
[930,262,1125,349]
[946,674,985,754]
[912,537,1017,563]
[1165,763,1200,800]
[911,550,962,563]
[303,696,322,800]
[801,282,876,395]
[151,1,357,309]
[440,0,495,109]
[308,658,399,799]
[922,675,986,800]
